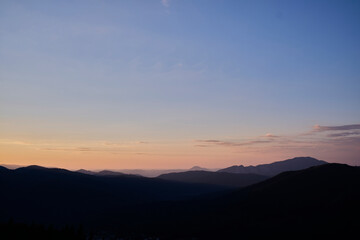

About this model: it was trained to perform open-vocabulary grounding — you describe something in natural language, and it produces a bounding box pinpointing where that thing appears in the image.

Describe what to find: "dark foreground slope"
[141,163,360,239]
[0,165,226,226]
[0,221,86,240]
[205,163,360,238]
[218,156,327,176]
[158,170,268,188]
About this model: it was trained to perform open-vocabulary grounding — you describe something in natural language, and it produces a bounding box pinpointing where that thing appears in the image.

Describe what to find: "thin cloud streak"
[102,141,148,147]
[0,140,34,145]
[0,139,152,154]
[195,139,273,147]
[264,133,280,138]
[313,124,360,132]
[327,131,360,138]
[194,124,360,154]
[41,147,97,152]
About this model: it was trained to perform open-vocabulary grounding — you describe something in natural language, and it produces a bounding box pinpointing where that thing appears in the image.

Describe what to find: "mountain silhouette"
[1,162,359,239]
[117,163,360,239]
[76,169,95,175]
[0,165,226,226]
[96,170,129,176]
[158,170,268,188]
[76,169,137,177]
[189,166,208,171]
[218,156,327,176]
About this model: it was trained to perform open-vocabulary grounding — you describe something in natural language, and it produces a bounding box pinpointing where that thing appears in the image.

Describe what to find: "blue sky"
[1,0,359,169]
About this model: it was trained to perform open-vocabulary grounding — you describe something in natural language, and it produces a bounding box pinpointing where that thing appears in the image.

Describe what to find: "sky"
[0,0,359,170]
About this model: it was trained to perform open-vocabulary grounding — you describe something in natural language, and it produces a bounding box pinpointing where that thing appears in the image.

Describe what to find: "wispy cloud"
[161,0,170,7]
[102,141,149,146]
[264,133,280,138]
[330,135,360,145]
[197,140,222,143]
[195,139,273,147]
[194,124,360,152]
[41,147,96,152]
[0,138,152,155]
[313,124,360,132]
[327,131,360,138]
[0,140,33,145]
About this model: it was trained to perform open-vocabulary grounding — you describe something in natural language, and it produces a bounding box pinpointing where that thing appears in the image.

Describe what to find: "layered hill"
[0,165,226,226]
[118,163,360,239]
[158,170,268,188]
[218,156,327,176]
[76,169,137,177]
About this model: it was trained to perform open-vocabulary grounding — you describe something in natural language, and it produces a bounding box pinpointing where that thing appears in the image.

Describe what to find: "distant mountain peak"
[285,156,321,162]
[189,166,207,171]
[22,165,47,170]
[97,170,126,176]
[77,169,96,175]
[218,157,327,176]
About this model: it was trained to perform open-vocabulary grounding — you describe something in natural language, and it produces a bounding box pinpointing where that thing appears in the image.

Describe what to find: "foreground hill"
[218,156,327,176]
[158,170,268,188]
[135,163,360,239]
[0,165,226,226]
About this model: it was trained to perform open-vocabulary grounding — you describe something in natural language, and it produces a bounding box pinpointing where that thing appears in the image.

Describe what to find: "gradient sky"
[1,0,359,169]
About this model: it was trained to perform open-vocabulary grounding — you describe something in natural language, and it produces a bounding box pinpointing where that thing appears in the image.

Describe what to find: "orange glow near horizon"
[1,128,359,170]
[0,139,252,169]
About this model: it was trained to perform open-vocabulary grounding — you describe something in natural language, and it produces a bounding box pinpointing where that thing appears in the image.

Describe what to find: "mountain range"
[2,156,326,178]
[146,163,360,239]
[218,156,327,176]
[1,157,358,239]
[0,165,225,227]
